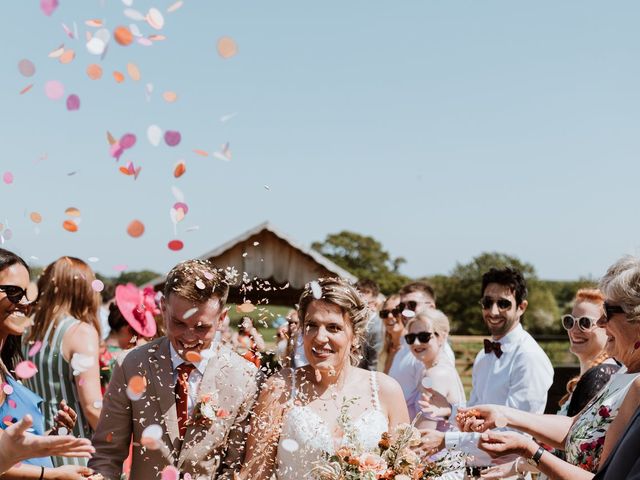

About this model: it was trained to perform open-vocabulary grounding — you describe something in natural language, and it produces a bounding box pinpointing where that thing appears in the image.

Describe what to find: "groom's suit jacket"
[89,337,260,480]
[593,405,640,480]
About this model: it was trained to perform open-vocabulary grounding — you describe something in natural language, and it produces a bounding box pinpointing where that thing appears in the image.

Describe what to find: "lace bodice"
[275,370,388,480]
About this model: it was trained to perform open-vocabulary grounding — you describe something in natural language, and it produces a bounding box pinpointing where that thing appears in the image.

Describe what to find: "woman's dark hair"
[107,302,129,332]
[481,267,528,306]
[0,248,30,371]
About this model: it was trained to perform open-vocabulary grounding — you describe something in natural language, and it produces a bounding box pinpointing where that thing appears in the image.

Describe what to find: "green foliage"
[311,231,410,295]
[113,269,161,286]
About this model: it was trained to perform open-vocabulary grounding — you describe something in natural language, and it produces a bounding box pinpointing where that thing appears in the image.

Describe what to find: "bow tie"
[484,339,503,358]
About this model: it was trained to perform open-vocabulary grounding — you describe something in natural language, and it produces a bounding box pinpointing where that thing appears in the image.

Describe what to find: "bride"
[241,277,409,479]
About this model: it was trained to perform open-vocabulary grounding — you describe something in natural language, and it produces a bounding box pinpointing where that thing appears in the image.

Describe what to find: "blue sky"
[1,1,639,280]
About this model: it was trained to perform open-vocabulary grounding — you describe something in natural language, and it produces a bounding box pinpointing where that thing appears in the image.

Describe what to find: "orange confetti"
[119,166,132,175]
[127,63,141,81]
[87,64,103,80]
[173,161,186,178]
[59,49,75,64]
[127,375,147,395]
[85,19,103,27]
[126,220,145,238]
[236,302,256,313]
[162,91,177,103]
[148,34,166,42]
[217,36,238,59]
[106,432,113,443]
[65,207,81,217]
[185,351,202,363]
[19,84,34,95]
[113,71,125,83]
[106,131,117,145]
[30,212,42,224]
[63,220,78,232]
[114,26,134,46]
[193,149,209,157]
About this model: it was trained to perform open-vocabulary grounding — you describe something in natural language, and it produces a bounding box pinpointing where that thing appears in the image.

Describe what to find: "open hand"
[418,390,452,419]
[478,431,536,459]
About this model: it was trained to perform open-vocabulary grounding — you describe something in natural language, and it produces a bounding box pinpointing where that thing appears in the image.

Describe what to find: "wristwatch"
[526,445,546,467]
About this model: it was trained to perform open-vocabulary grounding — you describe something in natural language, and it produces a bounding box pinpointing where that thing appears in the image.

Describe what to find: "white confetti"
[70,353,94,373]
[421,377,433,389]
[183,307,198,320]
[281,438,299,452]
[310,281,322,300]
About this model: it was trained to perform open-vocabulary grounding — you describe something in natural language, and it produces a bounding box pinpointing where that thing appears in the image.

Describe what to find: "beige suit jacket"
[89,337,260,480]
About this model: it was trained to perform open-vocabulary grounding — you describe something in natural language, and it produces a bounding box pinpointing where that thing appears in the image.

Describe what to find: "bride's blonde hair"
[297,277,369,365]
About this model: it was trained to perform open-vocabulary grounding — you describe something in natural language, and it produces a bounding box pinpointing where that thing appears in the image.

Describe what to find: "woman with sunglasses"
[378,294,404,373]
[0,249,95,479]
[23,257,103,468]
[458,256,640,479]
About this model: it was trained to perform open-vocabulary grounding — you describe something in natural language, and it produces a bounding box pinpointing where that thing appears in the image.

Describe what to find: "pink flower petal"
[66,94,80,111]
[40,0,59,16]
[28,341,43,357]
[15,361,38,379]
[2,172,13,185]
[44,80,65,100]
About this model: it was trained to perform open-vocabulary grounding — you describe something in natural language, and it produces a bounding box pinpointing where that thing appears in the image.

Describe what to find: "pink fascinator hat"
[115,283,160,338]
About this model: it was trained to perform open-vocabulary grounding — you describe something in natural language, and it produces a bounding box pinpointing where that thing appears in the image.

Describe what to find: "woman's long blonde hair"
[27,257,101,343]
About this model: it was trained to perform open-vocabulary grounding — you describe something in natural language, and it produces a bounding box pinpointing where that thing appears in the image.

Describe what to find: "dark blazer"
[594,405,640,479]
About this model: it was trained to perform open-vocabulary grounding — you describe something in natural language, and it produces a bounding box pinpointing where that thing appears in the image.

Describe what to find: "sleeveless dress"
[275,370,388,479]
[0,374,53,467]
[565,368,639,472]
[22,316,93,467]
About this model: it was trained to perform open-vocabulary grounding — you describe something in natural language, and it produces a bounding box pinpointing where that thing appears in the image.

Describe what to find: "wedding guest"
[592,405,640,479]
[379,294,403,373]
[470,256,640,478]
[1,249,95,479]
[240,277,408,480]
[89,259,261,480]
[236,316,265,368]
[418,267,553,474]
[283,309,307,369]
[24,257,103,467]
[355,278,384,371]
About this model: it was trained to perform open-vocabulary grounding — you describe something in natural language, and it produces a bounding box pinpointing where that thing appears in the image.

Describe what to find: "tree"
[427,252,560,334]
[311,231,410,295]
[113,270,161,286]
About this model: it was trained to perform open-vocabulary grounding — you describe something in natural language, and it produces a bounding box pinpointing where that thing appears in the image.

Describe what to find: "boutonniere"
[188,393,230,426]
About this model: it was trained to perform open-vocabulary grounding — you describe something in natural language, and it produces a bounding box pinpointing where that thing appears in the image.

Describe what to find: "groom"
[89,259,261,479]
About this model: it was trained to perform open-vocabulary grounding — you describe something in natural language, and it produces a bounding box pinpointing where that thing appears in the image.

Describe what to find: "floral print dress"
[565,368,639,472]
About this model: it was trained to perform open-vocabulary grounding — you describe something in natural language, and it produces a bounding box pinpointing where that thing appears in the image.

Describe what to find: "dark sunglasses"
[397,301,430,314]
[404,331,437,345]
[562,315,598,332]
[479,297,513,311]
[0,285,32,305]
[603,302,626,321]
[380,307,402,319]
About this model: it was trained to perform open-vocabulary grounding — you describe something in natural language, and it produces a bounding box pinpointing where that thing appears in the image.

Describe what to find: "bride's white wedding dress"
[275,370,388,480]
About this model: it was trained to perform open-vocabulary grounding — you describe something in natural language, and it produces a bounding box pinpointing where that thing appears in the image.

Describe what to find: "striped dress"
[23,316,92,467]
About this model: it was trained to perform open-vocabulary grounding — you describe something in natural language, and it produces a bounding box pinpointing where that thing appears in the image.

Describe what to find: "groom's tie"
[175,362,196,439]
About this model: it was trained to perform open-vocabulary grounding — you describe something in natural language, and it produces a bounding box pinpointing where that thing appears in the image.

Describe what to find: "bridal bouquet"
[309,399,422,480]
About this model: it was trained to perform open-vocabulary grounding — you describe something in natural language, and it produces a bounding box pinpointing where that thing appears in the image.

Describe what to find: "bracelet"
[39,466,45,480]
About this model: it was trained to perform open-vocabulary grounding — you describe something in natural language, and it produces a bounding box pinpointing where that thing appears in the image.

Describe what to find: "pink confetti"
[28,341,43,357]
[44,80,64,100]
[113,264,128,272]
[2,383,13,395]
[164,130,181,147]
[66,94,80,111]
[8,399,17,409]
[91,279,104,292]
[173,202,188,214]
[120,133,137,149]
[2,172,13,185]
[161,466,179,480]
[110,142,124,161]
[18,59,36,77]
[40,0,59,16]
[15,361,38,379]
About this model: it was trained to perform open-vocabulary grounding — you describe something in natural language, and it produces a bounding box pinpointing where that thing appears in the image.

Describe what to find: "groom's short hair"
[163,259,229,305]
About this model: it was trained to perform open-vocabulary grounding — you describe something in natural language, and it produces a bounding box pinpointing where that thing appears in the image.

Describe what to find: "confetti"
[7,399,17,409]
[183,307,198,319]
[40,0,59,16]
[91,279,104,292]
[29,212,42,223]
[65,207,81,216]
[217,36,238,59]
[86,37,107,56]
[402,309,415,318]
[421,377,433,389]
[494,417,508,428]
[3,172,14,185]
[193,149,209,157]
[18,59,36,77]
[173,202,188,215]
[93,400,103,409]
[113,71,125,83]
[310,281,322,299]
[127,220,145,238]
[114,26,134,46]
[236,302,256,313]
[63,220,78,232]
[220,112,237,123]
[59,49,75,64]
[164,130,181,147]
[185,351,202,363]
[147,125,163,146]
[19,84,34,95]
[167,1,183,13]
[2,384,13,395]
[123,9,146,21]
[141,424,163,450]
[195,280,205,290]
[173,161,186,178]
[264,185,271,190]
[126,375,147,401]
[57,427,68,435]
[168,240,183,251]
[162,91,178,103]
[66,94,80,111]
[70,353,94,373]
[28,341,43,357]
[120,133,137,149]
[281,438,299,452]
[127,62,141,81]
[85,19,103,28]
[171,186,184,202]
[15,361,38,379]
[146,8,165,30]
[113,264,128,272]
[44,80,65,100]
[87,64,103,80]
[88,257,99,263]
[48,44,65,59]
